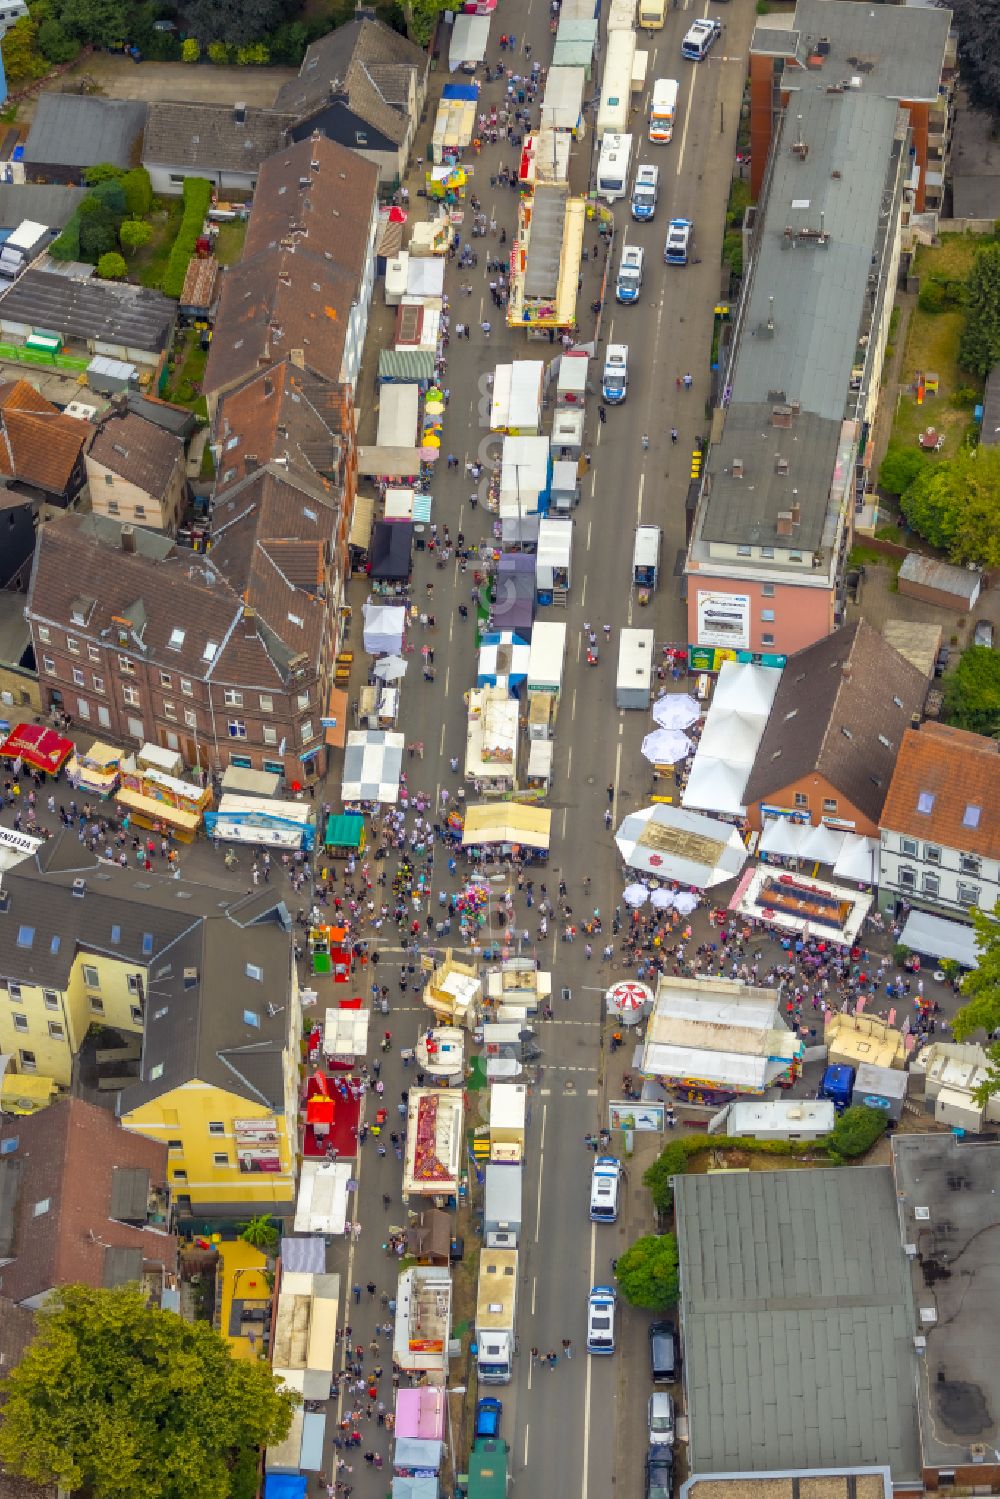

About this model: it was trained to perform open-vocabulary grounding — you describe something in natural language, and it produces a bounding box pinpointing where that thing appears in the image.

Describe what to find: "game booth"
[0,722,74,776]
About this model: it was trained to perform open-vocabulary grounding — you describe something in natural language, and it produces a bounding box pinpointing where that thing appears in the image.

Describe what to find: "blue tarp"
[442,82,479,100]
[265,1477,307,1499]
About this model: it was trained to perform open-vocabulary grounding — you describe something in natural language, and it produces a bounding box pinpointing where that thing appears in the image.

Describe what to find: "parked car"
[587,1285,617,1355]
[934,643,950,677]
[646,1445,675,1499]
[648,1391,675,1446]
[649,1319,677,1382]
[475,1398,502,1440]
[974,620,994,649]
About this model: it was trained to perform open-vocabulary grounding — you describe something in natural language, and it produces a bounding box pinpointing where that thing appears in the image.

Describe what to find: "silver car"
[648,1391,675,1447]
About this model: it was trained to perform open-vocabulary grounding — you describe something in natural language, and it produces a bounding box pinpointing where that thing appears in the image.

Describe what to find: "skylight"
[168,628,186,650]
[243,1009,261,1028]
[111,924,121,944]
[150,1063,164,1080]
[16,925,33,949]
[963,804,981,829]
[142,933,154,956]
[202,641,218,662]
[917,791,935,814]
[50,935,60,954]
[246,963,263,981]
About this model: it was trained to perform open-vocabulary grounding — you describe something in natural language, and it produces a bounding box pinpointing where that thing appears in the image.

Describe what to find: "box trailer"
[550,457,580,511]
[551,406,585,453]
[484,1162,523,1247]
[852,1062,908,1122]
[632,524,661,590]
[607,0,636,29]
[535,517,573,599]
[616,628,654,709]
[527,621,566,700]
[596,31,636,138]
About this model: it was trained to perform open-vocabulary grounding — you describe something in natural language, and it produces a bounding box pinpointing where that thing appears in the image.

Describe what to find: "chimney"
[775,456,789,475]
[121,524,136,554]
[790,501,801,526]
[290,348,305,369]
[244,455,259,473]
[243,605,257,638]
[776,512,794,537]
[234,101,247,125]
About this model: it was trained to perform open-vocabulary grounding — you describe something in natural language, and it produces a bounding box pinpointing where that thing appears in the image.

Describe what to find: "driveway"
[64,52,296,106]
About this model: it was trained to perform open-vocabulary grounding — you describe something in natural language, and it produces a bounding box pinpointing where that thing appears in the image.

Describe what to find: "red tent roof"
[307,1096,336,1125]
[0,722,74,773]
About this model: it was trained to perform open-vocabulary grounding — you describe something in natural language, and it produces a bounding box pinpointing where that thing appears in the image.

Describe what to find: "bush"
[236,41,269,64]
[892,944,911,967]
[122,168,153,219]
[917,275,964,314]
[37,17,79,62]
[90,178,127,220]
[162,177,213,298]
[79,212,117,263]
[823,1105,888,1160]
[182,36,200,61]
[643,1137,697,1215]
[207,40,230,63]
[120,218,152,256]
[722,229,743,279]
[878,442,925,498]
[50,213,81,261]
[950,385,979,409]
[96,251,127,280]
[617,1233,680,1311]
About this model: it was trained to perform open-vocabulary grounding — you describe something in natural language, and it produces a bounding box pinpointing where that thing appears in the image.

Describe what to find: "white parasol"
[652,693,700,731]
[641,727,693,765]
[649,888,675,910]
[672,890,699,915]
[373,654,408,681]
[622,882,649,908]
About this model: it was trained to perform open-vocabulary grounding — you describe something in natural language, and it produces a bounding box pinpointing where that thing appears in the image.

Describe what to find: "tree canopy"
[960,241,1000,378]
[952,903,1000,1102]
[184,0,285,46]
[900,445,1000,568]
[943,644,1000,736]
[878,442,926,500]
[616,1233,680,1311]
[949,0,1000,119]
[0,1284,295,1499]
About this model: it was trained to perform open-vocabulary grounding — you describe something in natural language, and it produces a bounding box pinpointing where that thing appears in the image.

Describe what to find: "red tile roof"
[879,723,1000,858]
[0,380,87,496]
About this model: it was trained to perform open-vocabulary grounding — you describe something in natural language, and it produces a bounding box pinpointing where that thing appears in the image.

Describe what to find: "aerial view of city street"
[0,0,999,1494]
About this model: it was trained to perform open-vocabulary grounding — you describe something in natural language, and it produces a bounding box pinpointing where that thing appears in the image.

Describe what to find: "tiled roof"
[0,269,175,355]
[242,133,377,273]
[87,409,185,497]
[275,16,426,128]
[879,723,1000,859]
[0,379,86,495]
[743,620,929,823]
[0,1097,174,1306]
[142,100,295,175]
[179,254,218,310]
[214,361,349,495]
[24,95,146,172]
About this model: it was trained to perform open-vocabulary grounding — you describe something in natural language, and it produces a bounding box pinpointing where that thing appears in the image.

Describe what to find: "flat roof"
[676,1165,920,1480]
[772,0,952,105]
[524,185,569,298]
[892,1134,1000,1470]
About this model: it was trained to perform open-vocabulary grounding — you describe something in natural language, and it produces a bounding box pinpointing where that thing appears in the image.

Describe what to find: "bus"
[596,132,633,203]
[649,78,679,144]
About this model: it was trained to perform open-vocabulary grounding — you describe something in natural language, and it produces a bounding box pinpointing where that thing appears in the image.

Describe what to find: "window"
[925,845,941,865]
[123,685,139,707]
[167,1139,182,1152]
[960,854,981,876]
[118,655,134,674]
[957,883,981,908]
[355,130,369,146]
[788,552,803,563]
[12,1012,27,1032]
[263,759,284,775]
[172,1168,188,1182]
[19,1049,36,1071]
[160,671,172,688]
[82,964,99,987]
[917,790,935,814]
[16,925,34,948]
[209,1121,225,1134]
[213,1152,230,1166]
[42,655,55,675]
[922,872,941,897]
[761,584,775,598]
[134,506,145,519]
[127,974,141,994]
[180,678,193,696]
[761,547,774,559]
[230,755,251,769]
[228,719,247,740]
[104,474,115,487]
[163,701,177,720]
[760,609,775,622]
[263,726,278,745]
[130,1005,143,1025]
[37,625,50,644]
[127,717,144,739]
[260,694,274,713]
[761,633,775,647]
[301,720,314,742]
[8,982,21,1002]
[48,1020,64,1039]
[89,995,105,1015]
[150,1062,164,1080]
[736,545,751,558]
[71,666,84,686]
[898,867,917,889]
[168,629,185,651]
[98,706,110,728]
[296,690,310,711]
[77,698,90,721]
[42,990,59,1010]
[794,792,808,808]
[66,636,79,655]
[93,675,104,693]
[822,799,838,814]
[184,709,197,729]
[33,1198,50,1216]
[224,689,244,708]
[900,837,918,857]
[88,645,100,662]
[964,804,982,829]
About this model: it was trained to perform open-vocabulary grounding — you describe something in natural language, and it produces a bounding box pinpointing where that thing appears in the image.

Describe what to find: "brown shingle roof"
[88,409,185,497]
[214,361,349,495]
[242,133,377,272]
[879,723,1000,858]
[0,380,86,496]
[0,1098,175,1306]
[743,620,929,824]
[275,17,426,127]
[142,100,295,175]
[179,253,219,311]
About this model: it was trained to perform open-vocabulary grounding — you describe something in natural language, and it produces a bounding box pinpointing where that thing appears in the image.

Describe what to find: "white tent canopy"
[294,1160,352,1236]
[641,728,693,764]
[363,602,406,656]
[342,730,405,803]
[682,756,751,820]
[759,817,879,884]
[615,803,749,888]
[682,659,781,816]
[899,910,979,969]
[832,835,879,884]
[652,693,700,731]
[712,661,781,717]
[449,13,490,69]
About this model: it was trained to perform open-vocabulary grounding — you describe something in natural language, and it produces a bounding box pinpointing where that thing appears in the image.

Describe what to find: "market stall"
[614,802,748,887]
[415,1026,465,1084]
[539,65,587,134]
[527,621,566,707]
[490,360,545,435]
[205,795,315,850]
[67,740,122,798]
[525,737,553,791]
[508,183,587,332]
[357,684,400,729]
[461,802,551,855]
[731,866,872,948]
[323,813,366,857]
[323,1002,370,1068]
[116,747,211,842]
[377,382,421,451]
[342,729,405,804]
[682,659,781,817]
[431,82,479,161]
[477,631,530,695]
[492,552,536,637]
[448,12,490,70]
[535,516,572,601]
[369,520,414,583]
[465,687,519,794]
[294,1159,352,1236]
[519,129,572,189]
[363,601,407,656]
[0,722,74,775]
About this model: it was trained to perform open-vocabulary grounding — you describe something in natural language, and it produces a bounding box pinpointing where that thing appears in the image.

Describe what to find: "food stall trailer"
[535,517,573,602]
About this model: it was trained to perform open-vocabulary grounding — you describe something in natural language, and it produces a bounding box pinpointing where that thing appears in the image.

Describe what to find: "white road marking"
[534,1101,547,1243]
[444,666,450,696]
[566,744,573,778]
[613,740,623,821]
[439,723,446,756]
[637,470,645,524]
[571,688,577,721]
[576,633,582,663]
[587,519,592,549]
[524,1424,530,1466]
[581,574,588,609]
[532,1276,537,1316]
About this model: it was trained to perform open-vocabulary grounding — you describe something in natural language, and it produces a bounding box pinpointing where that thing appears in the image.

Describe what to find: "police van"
[681,16,720,60]
[615,245,644,305]
[631,163,659,221]
[664,217,693,265]
[602,344,629,404]
[590,1156,623,1222]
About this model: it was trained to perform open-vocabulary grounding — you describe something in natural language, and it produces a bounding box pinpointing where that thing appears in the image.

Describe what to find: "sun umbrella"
[641,728,693,765]
[373,654,407,681]
[622,882,649,908]
[425,399,445,416]
[420,447,440,462]
[652,693,700,731]
[650,888,675,910]
[422,432,441,447]
[672,891,699,915]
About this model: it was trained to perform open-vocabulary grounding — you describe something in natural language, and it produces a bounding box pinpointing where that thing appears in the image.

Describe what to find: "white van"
[596,132,633,203]
[649,79,679,143]
[682,17,721,60]
[602,344,629,405]
[631,163,659,221]
[590,1156,623,1222]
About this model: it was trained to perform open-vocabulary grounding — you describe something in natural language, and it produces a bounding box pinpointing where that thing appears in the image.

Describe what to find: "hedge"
[162,177,213,299]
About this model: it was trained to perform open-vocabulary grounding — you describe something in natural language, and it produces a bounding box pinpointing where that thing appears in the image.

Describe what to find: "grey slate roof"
[142,101,296,175]
[780,0,952,105]
[24,95,147,172]
[701,405,841,552]
[742,619,928,823]
[276,17,426,136]
[0,835,294,1111]
[675,1165,920,1481]
[0,268,175,355]
[0,183,86,232]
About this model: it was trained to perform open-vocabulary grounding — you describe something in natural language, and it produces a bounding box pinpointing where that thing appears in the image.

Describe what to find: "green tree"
[268,18,308,65]
[90,177,127,221]
[960,241,1000,377]
[1,15,48,80]
[36,16,78,62]
[643,1138,693,1216]
[49,213,81,261]
[949,0,1000,117]
[182,35,200,61]
[185,0,283,46]
[878,442,925,499]
[97,251,127,279]
[824,1105,888,1160]
[407,0,448,44]
[0,1284,295,1499]
[240,1212,280,1256]
[952,903,1000,1102]
[56,0,128,47]
[207,39,230,63]
[901,445,1000,567]
[121,167,153,218]
[79,208,117,263]
[944,644,1000,736]
[119,218,152,256]
[617,1233,680,1311]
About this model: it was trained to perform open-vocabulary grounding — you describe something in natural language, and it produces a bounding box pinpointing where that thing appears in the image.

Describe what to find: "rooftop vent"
[121,525,136,555]
[234,101,247,124]
[772,405,793,429]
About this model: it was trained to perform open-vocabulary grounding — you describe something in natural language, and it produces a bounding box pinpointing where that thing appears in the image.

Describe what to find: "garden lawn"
[214,218,247,267]
[132,199,184,291]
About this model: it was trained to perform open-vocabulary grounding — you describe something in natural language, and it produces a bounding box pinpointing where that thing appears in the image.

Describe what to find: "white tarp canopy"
[900,910,980,969]
[759,817,879,883]
[832,835,879,885]
[342,730,405,803]
[682,659,781,816]
[652,693,700,731]
[540,65,586,130]
[363,602,406,656]
[407,257,445,299]
[477,630,530,691]
[449,12,490,69]
[324,1006,370,1059]
[615,803,748,888]
[377,382,420,450]
[294,1160,352,1236]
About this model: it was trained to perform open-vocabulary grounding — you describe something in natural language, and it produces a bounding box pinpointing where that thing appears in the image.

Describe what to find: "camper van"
[649,79,679,143]
[597,132,633,203]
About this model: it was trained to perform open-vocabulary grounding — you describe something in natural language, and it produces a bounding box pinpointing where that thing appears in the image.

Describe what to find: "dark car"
[475,1398,502,1440]
[649,1319,677,1383]
[646,1446,675,1499]
[934,644,950,677]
